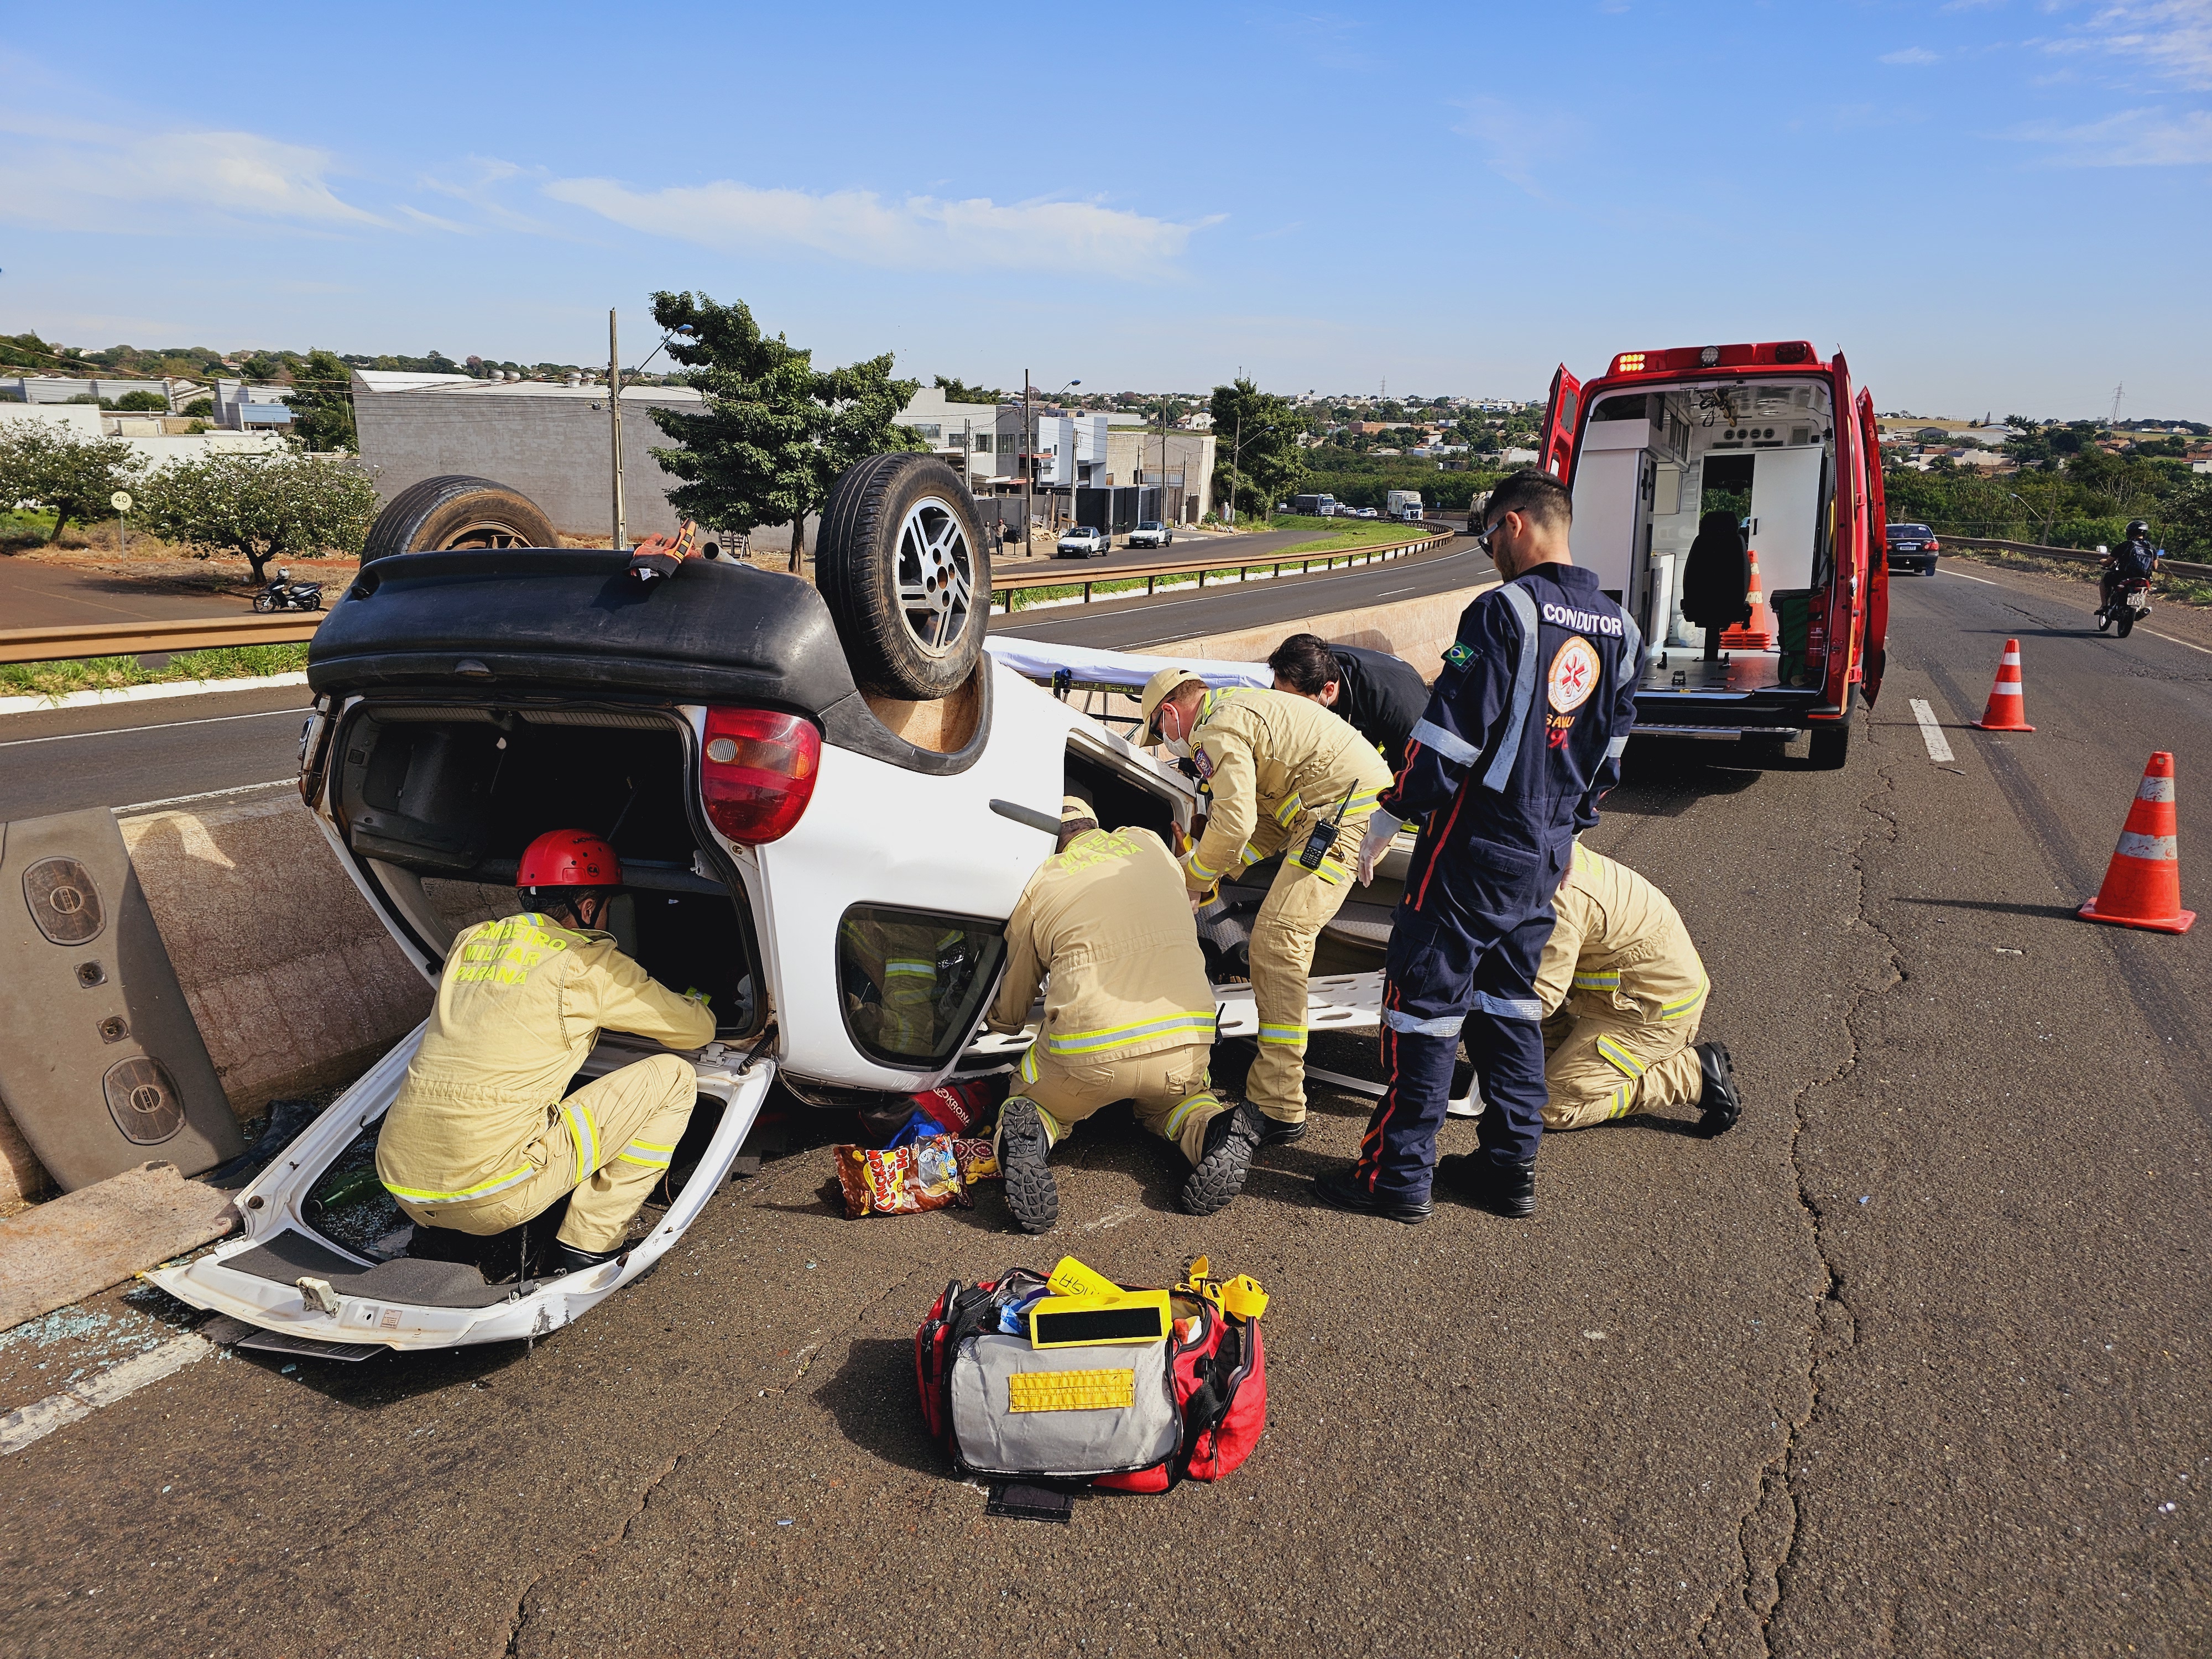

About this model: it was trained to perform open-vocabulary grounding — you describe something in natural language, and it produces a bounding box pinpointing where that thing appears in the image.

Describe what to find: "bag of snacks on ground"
[952,1139,1000,1183]
[834,1135,970,1218]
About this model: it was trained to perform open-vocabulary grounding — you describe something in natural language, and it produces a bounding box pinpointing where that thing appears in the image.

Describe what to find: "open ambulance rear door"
[1856,388,1889,705]
[1539,366,1582,479]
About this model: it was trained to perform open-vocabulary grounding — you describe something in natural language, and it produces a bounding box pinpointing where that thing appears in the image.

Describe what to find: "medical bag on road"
[913,1255,1267,1492]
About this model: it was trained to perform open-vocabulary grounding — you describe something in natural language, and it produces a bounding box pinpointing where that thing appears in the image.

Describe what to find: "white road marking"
[2143,630,2212,656]
[114,778,295,815]
[0,704,307,750]
[0,1328,220,1456]
[1909,698,1955,763]
[1945,570,2000,586]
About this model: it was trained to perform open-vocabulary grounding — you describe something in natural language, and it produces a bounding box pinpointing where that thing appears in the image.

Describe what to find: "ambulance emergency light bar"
[1606,342,1820,377]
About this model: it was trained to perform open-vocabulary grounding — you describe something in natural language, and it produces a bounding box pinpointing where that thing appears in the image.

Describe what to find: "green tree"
[932,373,1003,405]
[1208,377,1307,524]
[645,290,922,572]
[140,452,379,580]
[114,390,169,413]
[288,349,358,452]
[0,423,147,541]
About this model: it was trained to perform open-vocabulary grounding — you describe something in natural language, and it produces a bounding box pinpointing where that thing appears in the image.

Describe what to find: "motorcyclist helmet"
[2126,519,2151,541]
[276,566,291,580]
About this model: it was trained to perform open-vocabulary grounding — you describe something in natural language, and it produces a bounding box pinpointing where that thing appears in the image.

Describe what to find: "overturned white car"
[154,457,1409,1357]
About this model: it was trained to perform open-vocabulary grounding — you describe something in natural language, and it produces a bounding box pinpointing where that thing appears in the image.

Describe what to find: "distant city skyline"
[1,2,2206,421]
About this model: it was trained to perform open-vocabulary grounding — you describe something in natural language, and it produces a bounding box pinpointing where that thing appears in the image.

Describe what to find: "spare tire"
[816,453,990,700]
[362,475,559,564]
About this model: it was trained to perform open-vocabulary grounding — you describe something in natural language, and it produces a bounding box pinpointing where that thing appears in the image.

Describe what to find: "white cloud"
[2042,1,2212,89]
[0,112,382,232]
[1881,46,1942,64]
[542,176,1209,276]
[2016,104,2212,161]
[1451,97,1584,195]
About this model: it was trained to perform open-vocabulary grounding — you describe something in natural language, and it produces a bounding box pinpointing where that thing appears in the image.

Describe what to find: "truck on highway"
[1290,493,1339,518]
[1533,340,1889,768]
[1385,490,1425,522]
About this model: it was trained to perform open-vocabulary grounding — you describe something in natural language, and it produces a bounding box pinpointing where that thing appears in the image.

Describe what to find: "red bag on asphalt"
[913,1259,1266,1492]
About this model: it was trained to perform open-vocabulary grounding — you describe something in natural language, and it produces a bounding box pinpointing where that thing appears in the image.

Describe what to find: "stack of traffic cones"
[2080,752,2194,933]
[1970,638,2036,732]
[1720,549,1776,650]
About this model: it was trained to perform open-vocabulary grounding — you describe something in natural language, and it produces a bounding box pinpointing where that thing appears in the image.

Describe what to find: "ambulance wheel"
[816,453,990,700]
[362,476,559,564]
[1808,720,1851,771]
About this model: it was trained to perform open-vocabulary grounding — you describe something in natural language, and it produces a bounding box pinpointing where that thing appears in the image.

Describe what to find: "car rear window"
[836,905,1007,1067]
[1888,524,1933,539]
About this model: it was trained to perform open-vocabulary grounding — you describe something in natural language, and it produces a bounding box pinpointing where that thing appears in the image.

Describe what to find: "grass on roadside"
[0,642,311,700]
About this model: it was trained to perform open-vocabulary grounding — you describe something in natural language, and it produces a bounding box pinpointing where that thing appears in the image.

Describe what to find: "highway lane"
[4,559,2206,1656]
[0,536,1482,821]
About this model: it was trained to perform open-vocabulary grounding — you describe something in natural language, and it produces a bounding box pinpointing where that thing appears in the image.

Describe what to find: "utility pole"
[609,309,627,551]
[1229,410,1241,528]
[1022,369,1033,557]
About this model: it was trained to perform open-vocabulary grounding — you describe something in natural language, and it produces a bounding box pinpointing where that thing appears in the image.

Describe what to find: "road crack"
[501,1262,925,1657]
[1703,744,1903,1656]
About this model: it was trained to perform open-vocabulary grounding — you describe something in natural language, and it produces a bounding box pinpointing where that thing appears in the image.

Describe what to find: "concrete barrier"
[1147,579,1496,676]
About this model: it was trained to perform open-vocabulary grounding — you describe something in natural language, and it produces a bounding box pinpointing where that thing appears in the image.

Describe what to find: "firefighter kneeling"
[987,796,1264,1232]
[376,829,716,1275]
[1525,844,1741,1134]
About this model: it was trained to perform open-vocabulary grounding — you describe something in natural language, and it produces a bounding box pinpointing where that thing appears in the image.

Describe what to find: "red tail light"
[700,706,820,844]
[1928,538,1941,552]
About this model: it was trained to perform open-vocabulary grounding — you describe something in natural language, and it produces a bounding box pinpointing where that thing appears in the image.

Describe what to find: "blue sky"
[2,2,2206,419]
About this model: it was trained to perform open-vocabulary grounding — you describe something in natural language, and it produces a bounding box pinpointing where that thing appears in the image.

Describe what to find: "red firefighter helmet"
[516,829,623,889]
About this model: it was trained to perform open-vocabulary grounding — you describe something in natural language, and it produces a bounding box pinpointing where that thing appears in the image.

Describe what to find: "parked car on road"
[1885,523,1940,576]
[1126,520,1175,550]
[1055,525,1111,558]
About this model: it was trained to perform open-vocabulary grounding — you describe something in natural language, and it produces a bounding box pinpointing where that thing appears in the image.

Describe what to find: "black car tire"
[816,453,990,700]
[363,476,559,564]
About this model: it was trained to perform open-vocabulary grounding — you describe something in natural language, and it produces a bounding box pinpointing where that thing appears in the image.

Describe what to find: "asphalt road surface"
[2,561,2208,1656]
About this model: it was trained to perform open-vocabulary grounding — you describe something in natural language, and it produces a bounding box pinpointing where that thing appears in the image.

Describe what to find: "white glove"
[1356,811,1405,885]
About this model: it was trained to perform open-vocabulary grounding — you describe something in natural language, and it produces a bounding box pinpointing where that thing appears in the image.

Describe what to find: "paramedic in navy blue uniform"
[1312,469,1644,1224]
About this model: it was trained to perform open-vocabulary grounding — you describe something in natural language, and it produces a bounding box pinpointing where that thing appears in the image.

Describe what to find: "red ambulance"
[1534,341,1888,768]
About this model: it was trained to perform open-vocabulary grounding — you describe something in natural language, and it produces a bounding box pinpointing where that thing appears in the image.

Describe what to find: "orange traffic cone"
[1970,638,2035,732]
[2079,752,2194,933]
[1720,549,1776,650]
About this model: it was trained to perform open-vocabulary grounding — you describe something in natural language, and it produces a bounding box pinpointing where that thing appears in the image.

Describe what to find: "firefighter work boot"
[1180,1101,1264,1217]
[1437,1152,1536,1219]
[1311,1165,1432,1224]
[1258,1115,1307,1146]
[998,1098,1060,1234]
[549,1240,625,1276]
[1695,1042,1741,1137]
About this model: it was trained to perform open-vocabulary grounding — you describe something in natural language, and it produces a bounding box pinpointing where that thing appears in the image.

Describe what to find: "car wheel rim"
[894,497,974,657]
[439,519,531,550]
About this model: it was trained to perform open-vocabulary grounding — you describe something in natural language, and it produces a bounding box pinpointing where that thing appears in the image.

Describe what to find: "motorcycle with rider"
[2095,519,2162,639]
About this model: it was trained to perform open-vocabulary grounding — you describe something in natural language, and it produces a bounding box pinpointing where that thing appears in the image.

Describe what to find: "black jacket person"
[1267,634,1431,773]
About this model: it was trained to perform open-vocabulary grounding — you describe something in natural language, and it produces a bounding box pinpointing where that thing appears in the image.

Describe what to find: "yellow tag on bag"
[1006,1368,1138,1413]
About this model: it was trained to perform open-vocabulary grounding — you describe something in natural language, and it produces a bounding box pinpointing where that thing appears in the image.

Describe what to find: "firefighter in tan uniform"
[987,796,1264,1232]
[1526,843,1740,1133]
[377,830,715,1275]
[1140,669,1392,1143]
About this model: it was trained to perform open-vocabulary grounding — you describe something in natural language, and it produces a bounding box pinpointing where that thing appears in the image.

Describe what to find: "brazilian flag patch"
[1444,640,1475,668]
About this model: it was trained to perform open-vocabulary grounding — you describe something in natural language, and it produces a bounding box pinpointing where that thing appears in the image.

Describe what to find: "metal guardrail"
[0,525,1464,665]
[0,612,325,666]
[1943,536,2212,580]
[987,527,1456,612]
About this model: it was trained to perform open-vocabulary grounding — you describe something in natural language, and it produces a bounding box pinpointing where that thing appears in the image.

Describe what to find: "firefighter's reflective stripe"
[1258,1021,1307,1046]
[380,1162,538,1206]
[1573,969,1621,991]
[1660,976,1709,1021]
[1047,1010,1217,1056]
[563,1097,601,1171]
[1239,843,1263,867]
[615,1137,677,1170]
[1162,1092,1219,1142]
[1595,1035,1646,1078]
[1342,785,1383,815]
[885,958,936,980]
[1481,583,1542,793]
[1187,846,1228,883]
[1605,1083,1635,1120]
[1019,1046,1040,1084]
[1272,792,1305,827]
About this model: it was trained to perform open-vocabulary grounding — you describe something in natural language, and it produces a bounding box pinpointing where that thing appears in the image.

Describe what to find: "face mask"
[1162,735,1192,759]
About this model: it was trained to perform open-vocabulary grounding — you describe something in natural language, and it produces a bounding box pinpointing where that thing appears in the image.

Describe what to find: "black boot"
[549,1240,625,1275]
[997,1098,1060,1233]
[1695,1041,1741,1136]
[1180,1102,1263,1216]
[1258,1114,1306,1146]
[1311,1164,1432,1224]
[1437,1152,1536,1219]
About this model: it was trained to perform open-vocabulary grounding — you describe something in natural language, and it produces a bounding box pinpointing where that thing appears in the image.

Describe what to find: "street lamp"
[2006,490,2054,547]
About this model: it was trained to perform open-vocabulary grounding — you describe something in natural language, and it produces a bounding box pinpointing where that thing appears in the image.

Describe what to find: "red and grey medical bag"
[914,1255,1267,1492]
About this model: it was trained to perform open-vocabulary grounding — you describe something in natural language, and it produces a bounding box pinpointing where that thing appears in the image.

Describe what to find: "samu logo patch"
[1547,637,1600,713]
